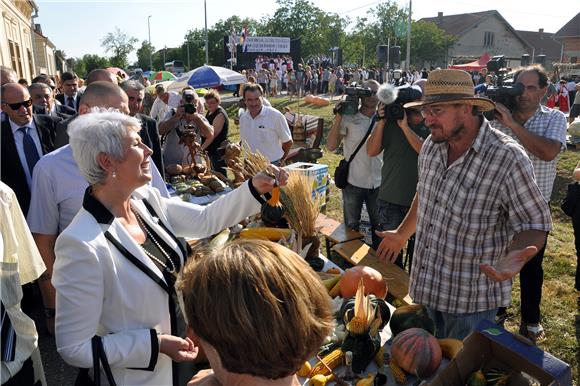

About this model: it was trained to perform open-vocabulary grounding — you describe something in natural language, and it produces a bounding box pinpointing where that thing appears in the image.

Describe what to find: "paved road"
[26,298,76,385]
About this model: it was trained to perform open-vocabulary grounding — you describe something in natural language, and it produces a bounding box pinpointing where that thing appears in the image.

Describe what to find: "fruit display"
[390,328,442,379]
[389,304,436,337]
[339,266,388,299]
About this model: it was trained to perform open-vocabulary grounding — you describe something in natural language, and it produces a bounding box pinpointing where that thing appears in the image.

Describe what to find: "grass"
[224,94,580,382]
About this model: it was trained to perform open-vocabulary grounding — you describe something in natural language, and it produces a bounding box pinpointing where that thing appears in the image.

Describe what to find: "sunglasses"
[2,99,32,110]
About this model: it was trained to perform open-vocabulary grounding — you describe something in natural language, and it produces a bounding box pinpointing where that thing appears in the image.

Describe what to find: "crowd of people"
[0,60,579,386]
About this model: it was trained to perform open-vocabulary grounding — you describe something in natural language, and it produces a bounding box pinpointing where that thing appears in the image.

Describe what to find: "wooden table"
[332,239,413,305]
[315,213,365,256]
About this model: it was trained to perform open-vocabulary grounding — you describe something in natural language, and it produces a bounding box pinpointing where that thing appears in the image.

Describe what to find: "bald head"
[79,81,129,115]
[1,66,17,86]
[1,83,32,125]
[86,69,117,85]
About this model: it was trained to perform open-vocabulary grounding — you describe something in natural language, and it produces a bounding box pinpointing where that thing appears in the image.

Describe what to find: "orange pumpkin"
[339,266,387,299]
[391,328,442,378]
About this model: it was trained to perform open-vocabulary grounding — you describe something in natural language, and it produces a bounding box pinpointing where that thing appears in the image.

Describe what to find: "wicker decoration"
[404,69,496,111]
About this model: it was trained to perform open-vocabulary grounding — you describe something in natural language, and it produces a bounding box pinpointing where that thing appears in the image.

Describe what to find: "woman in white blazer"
[52,110,286,386]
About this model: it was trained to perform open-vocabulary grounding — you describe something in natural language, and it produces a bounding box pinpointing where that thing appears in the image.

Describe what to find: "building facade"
[1,0,58,81]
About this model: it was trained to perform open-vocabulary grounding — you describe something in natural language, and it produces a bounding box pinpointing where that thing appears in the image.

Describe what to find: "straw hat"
[404,69,495,112]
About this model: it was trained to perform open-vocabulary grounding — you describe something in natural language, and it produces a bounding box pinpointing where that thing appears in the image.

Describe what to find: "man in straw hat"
[492,65,567,343]
[376,69,552,340]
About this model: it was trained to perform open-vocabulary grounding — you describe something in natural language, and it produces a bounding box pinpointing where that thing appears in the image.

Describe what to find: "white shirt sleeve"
[275,110,292,143]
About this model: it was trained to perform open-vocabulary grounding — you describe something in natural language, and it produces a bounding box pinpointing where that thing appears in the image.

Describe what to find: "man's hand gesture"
[375,230,407,263]
[480,246,538,282]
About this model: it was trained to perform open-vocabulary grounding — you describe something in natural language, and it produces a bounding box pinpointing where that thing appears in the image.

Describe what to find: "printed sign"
[244,37,291,53]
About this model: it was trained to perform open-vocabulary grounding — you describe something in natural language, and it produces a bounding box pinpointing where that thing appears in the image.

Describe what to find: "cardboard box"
[429,319,572,386]
[285,162,329,199]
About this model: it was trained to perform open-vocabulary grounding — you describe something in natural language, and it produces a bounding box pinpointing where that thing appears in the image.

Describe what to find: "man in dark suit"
[120,80,164,177]
[30,82,76,120]
[1,83,57,215]
[55,72,82,111]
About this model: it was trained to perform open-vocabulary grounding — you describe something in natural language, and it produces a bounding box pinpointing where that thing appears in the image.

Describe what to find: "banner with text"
[244,37,291,53]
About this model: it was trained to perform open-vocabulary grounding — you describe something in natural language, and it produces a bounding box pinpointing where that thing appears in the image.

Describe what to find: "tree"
[136,40,155,71]
[82,54,111,75]
[406,21,456,68]
[101,27,138,69]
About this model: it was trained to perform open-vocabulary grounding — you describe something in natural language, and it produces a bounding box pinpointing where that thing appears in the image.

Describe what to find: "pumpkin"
[261,185,285,225]
[340,266,388,299]
[389,304,435,336]
[390,328,442,378]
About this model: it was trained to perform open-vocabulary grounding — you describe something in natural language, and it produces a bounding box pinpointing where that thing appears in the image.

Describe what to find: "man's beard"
[429,122,465,143]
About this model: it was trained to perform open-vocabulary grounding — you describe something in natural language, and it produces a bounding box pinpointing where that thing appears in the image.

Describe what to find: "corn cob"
[239,227,292,241]
[389,358,407,384]
[308,349,344,378]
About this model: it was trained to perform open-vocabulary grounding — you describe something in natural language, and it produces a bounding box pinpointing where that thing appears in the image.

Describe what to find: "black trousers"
[4,356,40,386]
[519,234,548,324]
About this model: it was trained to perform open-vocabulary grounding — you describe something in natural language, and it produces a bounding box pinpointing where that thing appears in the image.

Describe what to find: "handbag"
[74,336,117,386]
[334,115,376,189]
[561,182,580,217]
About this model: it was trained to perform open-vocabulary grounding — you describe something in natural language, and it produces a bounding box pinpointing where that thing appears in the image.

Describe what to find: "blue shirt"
[27,145,169,234]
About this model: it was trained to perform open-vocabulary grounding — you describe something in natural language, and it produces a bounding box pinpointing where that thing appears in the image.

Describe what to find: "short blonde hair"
[180,239,333,379]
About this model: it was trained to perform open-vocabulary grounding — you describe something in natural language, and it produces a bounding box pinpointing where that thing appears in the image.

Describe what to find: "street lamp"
[148,15,153,71]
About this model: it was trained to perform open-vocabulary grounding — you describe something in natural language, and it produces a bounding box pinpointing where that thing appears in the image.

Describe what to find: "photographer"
[159,88,214,166]
[492,65,567,343]
[327,80,382,248]
[367,84,429,268]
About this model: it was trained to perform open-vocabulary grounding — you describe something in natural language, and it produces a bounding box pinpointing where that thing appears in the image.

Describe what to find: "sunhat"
[404,69,495,112]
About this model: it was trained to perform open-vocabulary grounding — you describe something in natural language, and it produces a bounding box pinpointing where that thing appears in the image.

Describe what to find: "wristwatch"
[44,307,56,318]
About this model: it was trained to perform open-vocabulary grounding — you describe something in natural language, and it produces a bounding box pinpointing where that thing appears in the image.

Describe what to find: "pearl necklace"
[131,205,177,276]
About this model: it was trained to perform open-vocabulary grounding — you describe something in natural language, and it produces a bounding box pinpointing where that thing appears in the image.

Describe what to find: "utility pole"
[204,0,209,65]
[405,0,412,70]
[148,15,152,71]
[187,40,191,70]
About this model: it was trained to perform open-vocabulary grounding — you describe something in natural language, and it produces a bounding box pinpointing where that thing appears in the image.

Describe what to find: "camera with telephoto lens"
[377,84,423,121]
[483,56,524,119]
[333,83,374,115]
[183,93,197,114]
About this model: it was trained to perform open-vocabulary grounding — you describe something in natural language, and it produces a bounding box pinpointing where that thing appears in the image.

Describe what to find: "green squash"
[389,304,435,337]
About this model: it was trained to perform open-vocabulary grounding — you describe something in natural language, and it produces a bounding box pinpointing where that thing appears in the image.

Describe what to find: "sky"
[35,0,579,63]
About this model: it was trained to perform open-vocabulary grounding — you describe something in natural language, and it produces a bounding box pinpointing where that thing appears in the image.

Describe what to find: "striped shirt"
[493,106,567,201]
[0,182,46,384]
[411,119,552,314]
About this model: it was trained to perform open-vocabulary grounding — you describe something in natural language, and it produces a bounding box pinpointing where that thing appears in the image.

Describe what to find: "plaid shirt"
[493,106,567,201]
[411,119,552,314]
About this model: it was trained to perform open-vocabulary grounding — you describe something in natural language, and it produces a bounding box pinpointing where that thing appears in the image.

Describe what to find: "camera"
[482,55,524,119]
[183,93,197,114]
[334,83,374,115]
[377,84,423,121]
[184,103,197,114]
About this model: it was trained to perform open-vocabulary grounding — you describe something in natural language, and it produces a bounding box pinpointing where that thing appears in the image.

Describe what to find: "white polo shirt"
[239,105,292,162]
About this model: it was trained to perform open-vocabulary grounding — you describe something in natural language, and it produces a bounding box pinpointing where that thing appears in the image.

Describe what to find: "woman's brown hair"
[180,239,334,379]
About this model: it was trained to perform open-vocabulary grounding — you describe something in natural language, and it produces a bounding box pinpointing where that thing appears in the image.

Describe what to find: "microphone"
[376,83,399,105]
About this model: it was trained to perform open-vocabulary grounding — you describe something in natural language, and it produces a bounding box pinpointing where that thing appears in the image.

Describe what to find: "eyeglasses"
[419,105,448,118]
[2,99,32,110]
